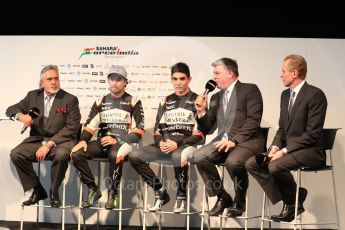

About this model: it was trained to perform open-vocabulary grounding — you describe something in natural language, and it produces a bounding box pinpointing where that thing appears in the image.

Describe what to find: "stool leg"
[244,190,249,230]
[293,169,301,230]
[330,153,340,228]
[78,179,83,230]
[143,182,147,230]
[158,163,163,230]
[20,205,24,230]
[186,163,191,230]
[119,176,123,230]
[36,162,41,226]
[96,161,101,230]
[260,193,266,230]
[200,184,205,230]
[219,166,225,230]
[62,177,66,230]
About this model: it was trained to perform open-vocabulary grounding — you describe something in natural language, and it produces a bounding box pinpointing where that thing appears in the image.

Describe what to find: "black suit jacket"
[197,81,265,153]
[272,82,328,163]
[6,89,81,144]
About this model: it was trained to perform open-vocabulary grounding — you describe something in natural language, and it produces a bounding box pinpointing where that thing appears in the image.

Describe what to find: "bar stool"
[142,161,199,230]
[201,127,270,230]
[20,161,71,230]
[78,157,144,230]
[260,128,341,230]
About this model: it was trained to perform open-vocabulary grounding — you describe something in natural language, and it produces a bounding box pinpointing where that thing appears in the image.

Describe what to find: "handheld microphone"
[203,79,217,96]
[21,107,40,134]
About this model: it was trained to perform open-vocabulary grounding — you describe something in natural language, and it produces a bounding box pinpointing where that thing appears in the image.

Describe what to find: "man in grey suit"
[194,57,265,217]
[246,54,328,222]
[6,65,81,208]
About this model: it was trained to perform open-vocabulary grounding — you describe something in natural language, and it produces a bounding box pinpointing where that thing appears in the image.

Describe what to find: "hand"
[270,150,285,162]
[71,140,87,153]
[36,145,50,161]
[267,146,279,158]
[18,114,33,127]
[101,136,117,147]
[194,95,207,116]
[159,139,177,154]
[214,140,235,152]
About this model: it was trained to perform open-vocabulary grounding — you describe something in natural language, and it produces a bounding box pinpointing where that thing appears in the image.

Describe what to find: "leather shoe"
[271,203,305,222]
[22,186,48,206]
[227,202,245,217]
[208,197,233,216]
[271,187,307,222]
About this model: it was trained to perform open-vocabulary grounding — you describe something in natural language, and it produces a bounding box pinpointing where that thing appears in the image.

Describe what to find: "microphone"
[21,107,40,134]
[203,79,217,96]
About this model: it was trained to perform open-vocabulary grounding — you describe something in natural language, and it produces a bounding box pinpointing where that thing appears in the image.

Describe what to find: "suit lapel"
[37,90,45,130]
[224,81,238,132]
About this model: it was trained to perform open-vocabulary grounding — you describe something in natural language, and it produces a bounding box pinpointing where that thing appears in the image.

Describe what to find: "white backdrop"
[0,36,344,229]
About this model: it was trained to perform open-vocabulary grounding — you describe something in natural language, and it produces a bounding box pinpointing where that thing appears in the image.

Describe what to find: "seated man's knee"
[10,149,20,162]
[268,162,286,176]
[244,156,256,172]
[70,149,84,162]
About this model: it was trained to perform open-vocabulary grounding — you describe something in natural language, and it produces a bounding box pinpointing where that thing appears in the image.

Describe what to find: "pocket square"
[56,106,67,113]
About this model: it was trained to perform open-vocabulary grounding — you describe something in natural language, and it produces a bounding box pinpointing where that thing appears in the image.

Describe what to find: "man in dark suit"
[246,54,328,222]
[194,57,265,217]
[6,65,81,208]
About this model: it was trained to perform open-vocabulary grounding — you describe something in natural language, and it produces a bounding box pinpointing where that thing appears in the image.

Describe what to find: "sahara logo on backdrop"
[79,46,139,59]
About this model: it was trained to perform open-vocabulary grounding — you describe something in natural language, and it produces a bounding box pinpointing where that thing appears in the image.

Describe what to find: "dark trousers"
[128,144,189,197]
[10,140,75,196]
[196,143,254,204]
[71,141,123,194]
[245,147,325,205]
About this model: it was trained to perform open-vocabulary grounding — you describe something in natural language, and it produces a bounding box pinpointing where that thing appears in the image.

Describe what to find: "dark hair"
[171,62,190,77]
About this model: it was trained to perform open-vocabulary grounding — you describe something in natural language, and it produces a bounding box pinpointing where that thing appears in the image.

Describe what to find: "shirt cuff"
[282,147,288,154]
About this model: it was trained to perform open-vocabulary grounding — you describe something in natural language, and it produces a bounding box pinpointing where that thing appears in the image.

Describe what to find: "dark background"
[1,6,344,38]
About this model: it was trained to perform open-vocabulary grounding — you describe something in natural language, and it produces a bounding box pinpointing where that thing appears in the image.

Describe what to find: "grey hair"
[40,65,59,80]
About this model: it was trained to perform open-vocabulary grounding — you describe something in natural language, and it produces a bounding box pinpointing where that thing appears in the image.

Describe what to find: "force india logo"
[79,46,139,59]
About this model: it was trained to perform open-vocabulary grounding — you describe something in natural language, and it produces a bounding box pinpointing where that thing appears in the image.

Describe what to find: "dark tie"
[44,96,52,123]
[288,90,296,116]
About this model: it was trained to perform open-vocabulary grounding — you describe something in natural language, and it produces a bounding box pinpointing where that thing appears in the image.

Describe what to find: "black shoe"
[271,187,307,222]
[22,186,48,206]
[82,187,102,208]
[271,204,305,222]
[208,197,233,216]
[298,187,308,209]
[49,190,61,208]
[148,188,170,212]
[227,202,245,217]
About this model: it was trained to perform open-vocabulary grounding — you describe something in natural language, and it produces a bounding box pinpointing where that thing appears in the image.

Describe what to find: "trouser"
[71,141,123,195]
[129,144,189,197]
[10,140,75,196]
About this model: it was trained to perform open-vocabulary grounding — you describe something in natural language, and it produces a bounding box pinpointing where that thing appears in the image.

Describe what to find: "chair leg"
[119,176,123,230]
[244,190,249,230]
[219,165,225,230]
[36,161,41,226]
[20,205,24,230]
[330,157,341,228]
[260,193,266,230]
[61,177,66,230]
[186,163,191,230]
[78,180,83,230]
[293,169,301,230]
[142,181,147,230]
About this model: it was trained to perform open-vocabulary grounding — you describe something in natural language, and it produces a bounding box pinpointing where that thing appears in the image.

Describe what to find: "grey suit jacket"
[197,81,265,153]
[272,82,328,164]
[6,89,81,145]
